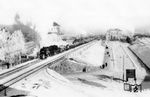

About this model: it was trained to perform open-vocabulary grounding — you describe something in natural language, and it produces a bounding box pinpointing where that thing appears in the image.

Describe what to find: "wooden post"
[4,88,7,96]
[123,55,125,82]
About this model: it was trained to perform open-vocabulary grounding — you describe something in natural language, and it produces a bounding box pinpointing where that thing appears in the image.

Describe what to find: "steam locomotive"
[39,45,61,59]
[38,42,83,59]
[38,36,97,59]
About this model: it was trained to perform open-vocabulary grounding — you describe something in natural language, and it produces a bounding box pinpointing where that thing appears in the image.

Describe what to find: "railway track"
[0,40,96,93]
[120,45,137,69]
[0,59,40,79]
[108,42,138,70]
[0,55,65,91]
[143,38,150,44]
[137,38,150,45]
[120,44,147,84]
[108,42,138,78]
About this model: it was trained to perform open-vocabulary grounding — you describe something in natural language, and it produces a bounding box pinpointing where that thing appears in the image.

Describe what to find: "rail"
[0,59,40,79]
[120,45,138,69]
[0,40,96,92]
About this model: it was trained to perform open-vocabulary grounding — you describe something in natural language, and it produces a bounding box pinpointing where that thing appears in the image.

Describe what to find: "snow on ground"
[4,40,150,97]
[109,41,147,85]
[9,68,88,97]
[8,68,150,97]
[68,41,105,66]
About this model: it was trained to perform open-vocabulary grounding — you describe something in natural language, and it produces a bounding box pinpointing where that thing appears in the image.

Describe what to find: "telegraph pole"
[123,55,125,82]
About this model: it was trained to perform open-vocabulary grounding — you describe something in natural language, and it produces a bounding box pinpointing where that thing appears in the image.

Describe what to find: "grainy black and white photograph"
[0,0,150,97]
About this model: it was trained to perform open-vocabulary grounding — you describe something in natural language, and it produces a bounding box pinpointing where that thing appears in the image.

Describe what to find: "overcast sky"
[0,0,150,34]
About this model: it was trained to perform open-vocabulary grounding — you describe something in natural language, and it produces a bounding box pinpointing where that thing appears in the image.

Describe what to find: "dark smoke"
[9,14,41,45]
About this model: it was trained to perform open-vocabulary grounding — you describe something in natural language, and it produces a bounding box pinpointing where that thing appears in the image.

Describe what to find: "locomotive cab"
[39,47,48,59]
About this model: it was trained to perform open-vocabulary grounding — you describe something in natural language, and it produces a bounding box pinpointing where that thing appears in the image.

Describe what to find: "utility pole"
[123,55,125,82]
[4,88,7,96]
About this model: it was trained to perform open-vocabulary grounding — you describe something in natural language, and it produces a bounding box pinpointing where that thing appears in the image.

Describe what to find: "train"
[39,44,73,59]
[38,36,97,59]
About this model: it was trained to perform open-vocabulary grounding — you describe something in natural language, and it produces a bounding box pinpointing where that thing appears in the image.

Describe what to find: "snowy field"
[68,40,105,67]
[1,40,150,97]
[6,67,150,97]
[48,40,101,74]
